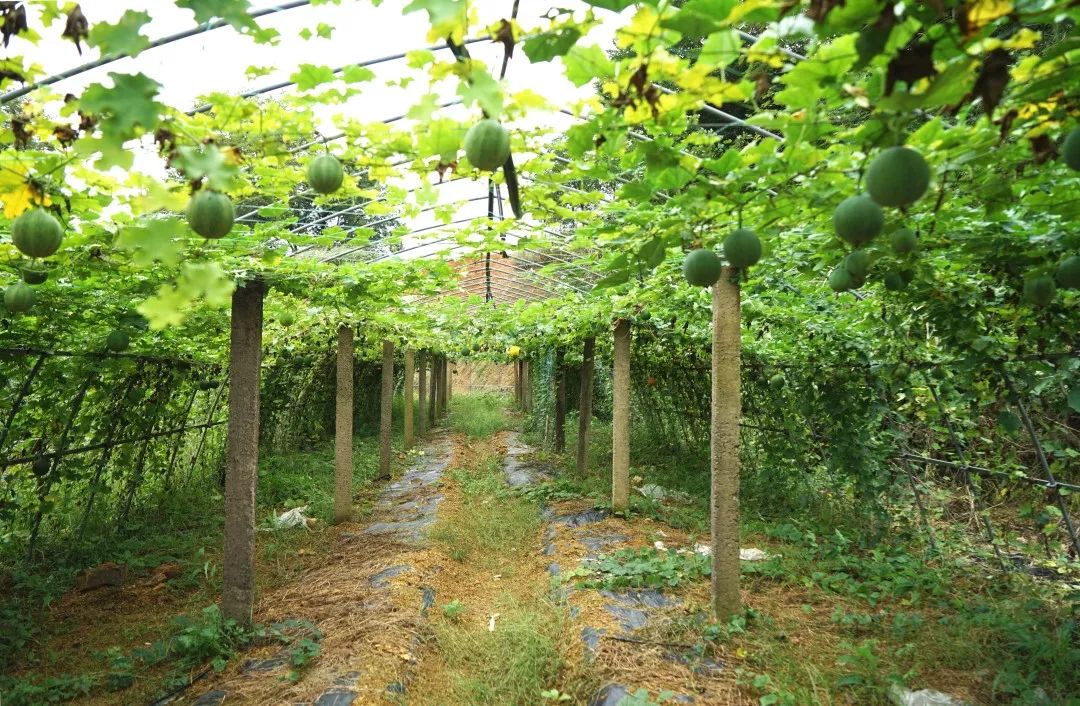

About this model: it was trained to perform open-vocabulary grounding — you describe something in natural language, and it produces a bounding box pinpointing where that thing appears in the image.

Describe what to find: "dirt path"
[176,427,749,706]
[175,432,456,705]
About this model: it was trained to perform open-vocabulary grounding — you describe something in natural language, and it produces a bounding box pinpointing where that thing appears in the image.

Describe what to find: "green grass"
[432,593,576,706]
[445,393,515,439]
[429,455,540,571]
[648,522,1080,706]
[524,408,1080,705]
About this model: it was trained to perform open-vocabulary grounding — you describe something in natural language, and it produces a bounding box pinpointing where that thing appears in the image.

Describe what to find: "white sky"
[8,1,632,262]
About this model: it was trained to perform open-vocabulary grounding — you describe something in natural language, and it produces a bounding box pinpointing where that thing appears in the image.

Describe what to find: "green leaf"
[1068,387,1080,414]
[115,218,184,266]
[660,0,736,37]
[87,10,151,58]
[138,262,236,330]
[403,0,467,42]
[290,64,337,91]
[171,145,240,190]
[562,44,613,87]
[408,93,442,122]
[342,65,375,83]
[582,0,641,10]
[698,29,741,70]
[79,72,164,142]
[996,410,1021,434]
[457,66,503,118]
[176,0,258,32]
[522,27,582,63]
[638,237,666,268]
[417,118,462,162]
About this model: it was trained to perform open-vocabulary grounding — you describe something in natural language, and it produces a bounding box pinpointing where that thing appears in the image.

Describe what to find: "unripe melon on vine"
[768,373,786,390]
[12,208,63,258]
[865,146,930,207]
[464,119,510,171]
[307,154,344,194]
[723,228,761,268]
[843,250,872,279]
[106,330,129,352]
[1063,127,1080,171]
[883,271,907,291]
[890,227,916,255]
[4,281,33,313]
[828,266,854,292]
[186,190,235,239]
[683,249,723,287]
[21,264,48,285]
[278,311,296,327]
[1023,275,1056,307]
[32,455,51,477]
[894,363,911,380]
[1056,256,1080,289]
[833,195,884,245]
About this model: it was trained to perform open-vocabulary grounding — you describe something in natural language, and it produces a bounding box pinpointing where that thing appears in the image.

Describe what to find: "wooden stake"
[333,325,354,523]
[554,348,566,453]
[576,336,595,474]
[437,355,448,417]
[379,339,394,479]
[222,279,265,627]
[417,351,427,436]
[403,349,415,449]
[711,269,742,620]
[612,319,631,513]
[428,353,437,426]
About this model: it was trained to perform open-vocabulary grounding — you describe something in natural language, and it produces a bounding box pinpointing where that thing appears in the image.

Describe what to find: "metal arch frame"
[416,239,598,287]
[453,280,553,303]
[295,195,489,262]
[327,216,487,264]
[451,255,588,294]
[424,273,553,303]
[236,32,789,224]
[240,174,471,230]
[456,262,563,295]
[0,1,315,104]
[187,38,488,115]
[434,235,600,284]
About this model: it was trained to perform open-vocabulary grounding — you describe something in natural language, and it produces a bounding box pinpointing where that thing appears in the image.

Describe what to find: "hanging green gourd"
[865,146,931,207]
[307,153,344,194]
[21,263,49,285]
[12,208,64,258]
[4,281,34,313]
[833,195,884,246]
[464,119,511,171]
[683,249,723,286]
[723,228,762,268]
[105,330,130,352]
[186,190,235,239]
